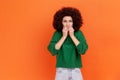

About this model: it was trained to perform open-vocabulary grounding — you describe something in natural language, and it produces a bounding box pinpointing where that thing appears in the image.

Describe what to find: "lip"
[66,26,70,27]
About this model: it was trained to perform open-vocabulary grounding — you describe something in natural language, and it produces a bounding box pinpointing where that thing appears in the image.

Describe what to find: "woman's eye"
[63,20,67,22]
[69,20,73,22]
[63,20,72,22]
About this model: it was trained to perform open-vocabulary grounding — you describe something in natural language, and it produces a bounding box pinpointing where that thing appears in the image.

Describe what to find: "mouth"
[66,26,70,27]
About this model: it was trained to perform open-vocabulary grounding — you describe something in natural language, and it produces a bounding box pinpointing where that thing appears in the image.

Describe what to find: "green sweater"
[47,30,88,68]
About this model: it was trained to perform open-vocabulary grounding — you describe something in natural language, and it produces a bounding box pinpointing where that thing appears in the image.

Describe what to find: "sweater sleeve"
[75,30,88,55]
[47,31,60,56]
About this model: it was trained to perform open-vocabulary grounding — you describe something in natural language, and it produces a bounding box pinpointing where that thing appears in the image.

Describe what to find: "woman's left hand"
[68,27,74,37]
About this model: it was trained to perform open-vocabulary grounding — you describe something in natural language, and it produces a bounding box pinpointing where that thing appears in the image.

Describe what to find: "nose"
[66,25,69,28]
[66,23,70,26]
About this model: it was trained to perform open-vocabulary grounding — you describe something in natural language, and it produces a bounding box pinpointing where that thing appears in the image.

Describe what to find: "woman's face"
[62,16,73,29]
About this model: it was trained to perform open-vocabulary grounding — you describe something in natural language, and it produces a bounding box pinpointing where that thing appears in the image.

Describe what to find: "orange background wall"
[0,0,120,80]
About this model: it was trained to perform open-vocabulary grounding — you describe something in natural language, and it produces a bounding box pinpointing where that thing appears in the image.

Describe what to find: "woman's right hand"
[62,27,68,37]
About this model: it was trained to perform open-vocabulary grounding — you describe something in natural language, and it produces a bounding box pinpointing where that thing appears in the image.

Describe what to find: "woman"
[47,7,88,80]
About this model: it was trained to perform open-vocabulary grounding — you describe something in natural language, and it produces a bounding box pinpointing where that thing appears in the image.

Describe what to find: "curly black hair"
[53,7,83,32]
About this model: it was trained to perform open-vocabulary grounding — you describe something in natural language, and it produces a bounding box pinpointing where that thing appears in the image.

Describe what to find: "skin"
[55,16,80,50]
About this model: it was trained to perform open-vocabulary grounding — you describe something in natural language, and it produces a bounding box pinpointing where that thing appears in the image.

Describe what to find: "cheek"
[69,23,73,27]
[62,22,66,26]
[71,22,73,25]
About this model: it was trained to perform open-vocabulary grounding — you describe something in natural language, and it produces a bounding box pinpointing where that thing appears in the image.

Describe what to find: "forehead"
[62,16,72,20]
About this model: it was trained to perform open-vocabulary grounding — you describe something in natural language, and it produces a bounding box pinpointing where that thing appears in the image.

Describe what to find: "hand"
[62,27,68,37]
[68,27,74,37]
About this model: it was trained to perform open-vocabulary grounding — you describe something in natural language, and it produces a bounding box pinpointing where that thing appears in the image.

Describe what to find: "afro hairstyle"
[53,7,83,32]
